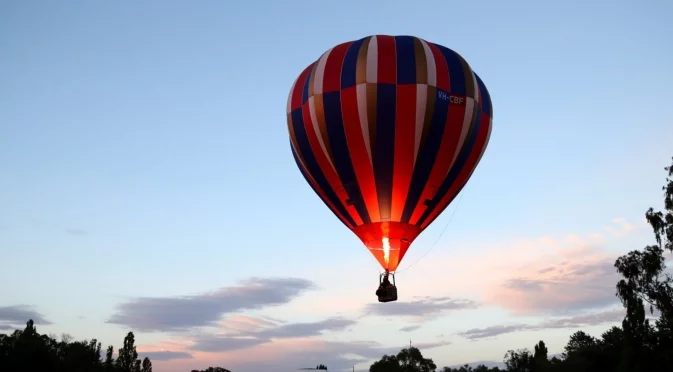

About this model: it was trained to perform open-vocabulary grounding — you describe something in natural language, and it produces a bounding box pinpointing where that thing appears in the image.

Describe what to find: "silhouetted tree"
[141,357,152,372]
[115,332,140,372]
[370,346,437,372]
[104,345,115,371]
[0,319,154,372]
[531,341,549,372]
[503,348,532,372]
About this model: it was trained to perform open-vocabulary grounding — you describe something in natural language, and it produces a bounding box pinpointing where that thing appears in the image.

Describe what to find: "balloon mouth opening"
[352,222,423,272]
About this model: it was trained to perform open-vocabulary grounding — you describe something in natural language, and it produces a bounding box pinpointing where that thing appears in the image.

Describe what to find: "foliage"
[0,321,152,372]
[370,346,437,372]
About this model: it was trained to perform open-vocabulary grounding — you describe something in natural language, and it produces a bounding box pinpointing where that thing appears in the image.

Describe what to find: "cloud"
[363,296,479,319]
[497,258,619,314]
[458,324,534,340]
[65,228,88,236]
[480,236,627,315]
[28,218,88,236]
[605,218,636,236]
[189,336,267,352]
[139,351,193,361]
[410,340,452,350]
[256,317,356,338]
[151,337,412,372]
[400,325,421,332]
[107,277,316,332]
[457,308,626,340]
[217,314,282,333]
[189,317,357,352]
[540,309,625,328]
[0,305,51,329]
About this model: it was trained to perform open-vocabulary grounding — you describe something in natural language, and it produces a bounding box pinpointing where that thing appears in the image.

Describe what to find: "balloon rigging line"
[394,191,465,274]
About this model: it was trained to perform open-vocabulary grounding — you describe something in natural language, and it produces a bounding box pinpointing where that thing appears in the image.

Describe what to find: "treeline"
[0,320,232,372]
[368,158,673,371]
[0,320,152,372]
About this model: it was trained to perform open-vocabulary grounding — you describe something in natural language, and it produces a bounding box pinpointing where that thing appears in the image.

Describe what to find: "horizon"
[2,0,673,371]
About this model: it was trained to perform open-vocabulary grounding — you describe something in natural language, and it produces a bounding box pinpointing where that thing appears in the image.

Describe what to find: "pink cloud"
[144,337,407,372]
[216,314,282,333]
[487,252,618,315]
[138,339,193,353]
[386,218,639,316]
[477,219,638,314]
[605,217,637,236]
[457,308,627,340]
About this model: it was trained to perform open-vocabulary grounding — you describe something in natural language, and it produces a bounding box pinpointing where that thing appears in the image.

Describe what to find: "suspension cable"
[394,191,465,274]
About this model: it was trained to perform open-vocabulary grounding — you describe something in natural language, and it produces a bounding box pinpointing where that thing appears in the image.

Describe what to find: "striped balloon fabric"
[287,35,493,272]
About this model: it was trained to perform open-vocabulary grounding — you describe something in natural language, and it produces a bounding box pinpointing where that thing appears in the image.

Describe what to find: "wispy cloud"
[399,325,421,332]
[411,340,452,350]
[107,277,316,332]
[65,228,88,236]
[457,308,626,340]
[605,218,636,236]
[28,218,89,237]
[487,246,621,314]
[0,305,51,329]
[217,314,282,333]
[138,351,193,361]
[256,317,356,339]
[458,324,533,340]
[189,336,267,352]
[189,317,357,352]
[363,296,479,319]
[457,219,639,315]
[151,338,409,372]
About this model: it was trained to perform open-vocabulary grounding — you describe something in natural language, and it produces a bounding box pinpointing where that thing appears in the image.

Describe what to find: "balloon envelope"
[287,35,493,272]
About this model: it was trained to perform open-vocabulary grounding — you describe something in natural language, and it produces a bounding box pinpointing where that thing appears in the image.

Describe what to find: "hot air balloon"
[287,35,493,302]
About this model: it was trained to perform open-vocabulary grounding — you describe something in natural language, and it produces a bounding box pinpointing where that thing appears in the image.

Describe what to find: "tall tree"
[614,157,673,371]
[141,357,152,372]
[104,345,115,371]
[503,348,532,372]
[615,157,672,317]
[532,340,550,371]
[370,347,436,372]
[116,332,140,372]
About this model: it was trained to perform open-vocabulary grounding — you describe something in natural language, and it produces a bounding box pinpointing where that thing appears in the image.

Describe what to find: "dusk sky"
[1,0,672,371]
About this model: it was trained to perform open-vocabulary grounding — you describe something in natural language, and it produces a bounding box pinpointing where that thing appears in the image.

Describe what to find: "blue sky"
[1,0,672,371]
